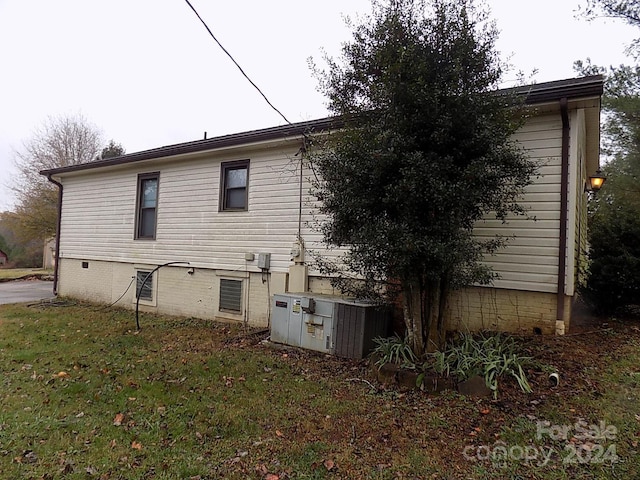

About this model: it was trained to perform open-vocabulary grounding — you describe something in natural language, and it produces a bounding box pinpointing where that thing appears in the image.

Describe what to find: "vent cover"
[220,278,242,312]
[136,270,153,300]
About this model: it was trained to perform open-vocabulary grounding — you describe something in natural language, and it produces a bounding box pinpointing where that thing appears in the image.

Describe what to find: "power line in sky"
[183,0,292,126]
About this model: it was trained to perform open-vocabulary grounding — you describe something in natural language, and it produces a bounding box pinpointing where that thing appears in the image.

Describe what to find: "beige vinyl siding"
[298,162,361,276]
[58,110,578,296]
[301,112,569,291]
[58,141,312,273]
[569,109,589,293]
[474,112,563,294]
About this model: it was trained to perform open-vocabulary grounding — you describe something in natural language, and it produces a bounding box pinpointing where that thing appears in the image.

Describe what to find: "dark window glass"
[136,173,159,239]
[221,161,248,211]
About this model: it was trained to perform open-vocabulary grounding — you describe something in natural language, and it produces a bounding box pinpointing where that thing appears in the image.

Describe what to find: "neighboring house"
[0,249,7,266]
[41,76,603,336]
[43,237,56,269]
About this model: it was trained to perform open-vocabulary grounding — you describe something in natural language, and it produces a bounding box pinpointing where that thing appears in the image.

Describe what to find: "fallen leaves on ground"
[323,459,336,471]
[113,413,125,426]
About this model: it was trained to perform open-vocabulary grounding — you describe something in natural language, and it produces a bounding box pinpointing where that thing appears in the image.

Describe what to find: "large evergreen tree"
[575,63,640,313]
[310,0,536,354]
[575,0,640,313]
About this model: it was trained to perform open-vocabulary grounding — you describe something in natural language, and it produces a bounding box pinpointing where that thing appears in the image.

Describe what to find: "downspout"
[46,174,63,296]
[556,98,570,334]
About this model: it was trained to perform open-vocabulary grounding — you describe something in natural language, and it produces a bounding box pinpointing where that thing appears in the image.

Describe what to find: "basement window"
[219,278,242,312]
[136,270,153,301]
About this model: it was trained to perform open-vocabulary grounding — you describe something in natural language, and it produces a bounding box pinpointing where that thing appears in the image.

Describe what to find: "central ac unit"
[270,293,390,358]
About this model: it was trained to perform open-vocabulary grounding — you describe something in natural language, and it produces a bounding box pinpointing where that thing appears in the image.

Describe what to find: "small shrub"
[432,332,532,398]
[372,335,418,370]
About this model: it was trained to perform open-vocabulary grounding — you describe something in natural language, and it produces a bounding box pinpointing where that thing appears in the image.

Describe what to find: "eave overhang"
[41,75,604,178]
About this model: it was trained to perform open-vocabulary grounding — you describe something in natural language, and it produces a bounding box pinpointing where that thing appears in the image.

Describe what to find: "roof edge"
[41,75,603,177]
[504,74,604,105]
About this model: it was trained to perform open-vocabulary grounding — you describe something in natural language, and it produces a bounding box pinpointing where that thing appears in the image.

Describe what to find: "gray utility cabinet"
[270,293,390,359]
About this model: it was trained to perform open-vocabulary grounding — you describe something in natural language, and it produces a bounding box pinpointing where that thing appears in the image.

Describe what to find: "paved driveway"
[0,280,55,305]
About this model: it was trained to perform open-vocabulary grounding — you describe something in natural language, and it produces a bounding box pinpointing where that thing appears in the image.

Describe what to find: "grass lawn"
[0,301,638,479]
[0,268,53,281]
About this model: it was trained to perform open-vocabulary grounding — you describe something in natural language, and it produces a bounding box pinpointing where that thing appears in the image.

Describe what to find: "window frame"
[220,160,249,211]
[135,172,160,240]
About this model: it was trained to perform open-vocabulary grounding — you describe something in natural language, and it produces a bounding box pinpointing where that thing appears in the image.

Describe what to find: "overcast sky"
[0,0,637,211]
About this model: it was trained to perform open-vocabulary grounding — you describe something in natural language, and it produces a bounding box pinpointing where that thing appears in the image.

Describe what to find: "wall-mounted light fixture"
[586,169,606,192]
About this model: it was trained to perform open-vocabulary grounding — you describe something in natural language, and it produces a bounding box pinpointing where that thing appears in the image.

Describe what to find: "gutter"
[40,117,342,177]
[505,75,604,106]
[46,174,63,296]
[40,77,603,180]
[556,98,570,332]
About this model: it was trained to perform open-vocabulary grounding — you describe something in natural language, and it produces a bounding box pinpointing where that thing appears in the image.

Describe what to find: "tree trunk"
[423,278,441,353]
[402,275,450,355]
[402,280,424,356]
[435,275,450,349]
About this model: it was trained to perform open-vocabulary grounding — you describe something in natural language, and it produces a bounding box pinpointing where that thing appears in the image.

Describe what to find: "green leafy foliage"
[309,0,537,354]
[372,335,418,369]
[0,233,10,260]
[432,332,533,398]
[0,217,42,267]
[100,139,126,159]
[574,63,640,314]
[586,187,640,313]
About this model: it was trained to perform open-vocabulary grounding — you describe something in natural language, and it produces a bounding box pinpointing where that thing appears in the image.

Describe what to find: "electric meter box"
[257,253,271,269]
[271,294,335,354]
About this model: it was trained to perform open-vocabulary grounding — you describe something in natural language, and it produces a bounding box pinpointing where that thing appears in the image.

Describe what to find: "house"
[0,249,7,266]
[43,237,56,269]
[41,75,603,336]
